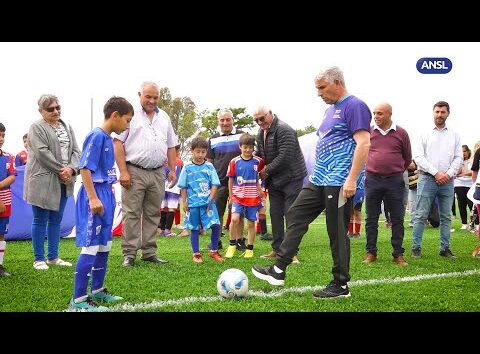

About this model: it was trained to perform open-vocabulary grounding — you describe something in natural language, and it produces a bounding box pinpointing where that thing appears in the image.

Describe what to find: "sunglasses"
[254,114,266,123]
[45,105,61,113]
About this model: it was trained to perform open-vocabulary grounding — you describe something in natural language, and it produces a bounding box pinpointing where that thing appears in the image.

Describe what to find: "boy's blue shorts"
[0,217,9,234]
[75,183,115,247]
[231,202,260,222]
[184,204,220,230]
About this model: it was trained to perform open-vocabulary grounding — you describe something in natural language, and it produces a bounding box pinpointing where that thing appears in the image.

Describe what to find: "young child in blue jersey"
[225,133,265,259]
[348,167,365,238]
[177,137,223,263]
[0,123,17,277]
[68,97,133,312]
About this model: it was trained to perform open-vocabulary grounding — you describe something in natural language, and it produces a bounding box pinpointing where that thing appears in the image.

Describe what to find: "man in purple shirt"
[362,103,412,266]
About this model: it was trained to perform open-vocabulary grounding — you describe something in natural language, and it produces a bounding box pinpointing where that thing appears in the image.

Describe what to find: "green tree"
[157,87,199,157]
[296,124,317,137]
[199,107,256,137]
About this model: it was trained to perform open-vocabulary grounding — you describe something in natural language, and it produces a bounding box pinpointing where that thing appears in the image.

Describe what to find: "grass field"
[1,212,480,312]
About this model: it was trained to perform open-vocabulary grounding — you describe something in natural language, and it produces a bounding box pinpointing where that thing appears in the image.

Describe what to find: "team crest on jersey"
[237,176,244,185]
[253,165,258,171]
[333,109,342,119]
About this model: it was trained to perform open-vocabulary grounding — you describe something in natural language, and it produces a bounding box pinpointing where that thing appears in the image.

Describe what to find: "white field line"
[110,268,480,312]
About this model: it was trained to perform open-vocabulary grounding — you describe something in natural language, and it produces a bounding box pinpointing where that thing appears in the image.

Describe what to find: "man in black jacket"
[254,106,307,263]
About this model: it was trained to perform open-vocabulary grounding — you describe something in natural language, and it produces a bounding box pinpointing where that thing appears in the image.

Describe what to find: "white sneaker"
[33,261,49,270]
[47,258,72,267]
[461,224,468,230]
[450,228,456,233]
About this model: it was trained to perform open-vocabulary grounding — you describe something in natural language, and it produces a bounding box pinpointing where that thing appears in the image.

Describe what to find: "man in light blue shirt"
[411,101,462,258]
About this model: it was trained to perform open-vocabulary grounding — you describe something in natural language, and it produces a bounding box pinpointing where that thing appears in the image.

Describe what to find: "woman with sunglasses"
[24,94,80,270]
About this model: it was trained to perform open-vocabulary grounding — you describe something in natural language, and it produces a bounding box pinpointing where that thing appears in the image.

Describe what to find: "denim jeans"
[31,184,68,262]
[408,189,417,226]
[412,174,454,251]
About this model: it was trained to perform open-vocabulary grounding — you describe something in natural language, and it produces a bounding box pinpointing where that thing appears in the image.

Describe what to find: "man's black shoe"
[141,255,169,264]
[411,248,422,258]
[122,257,135,267]
[0,265,11,277]
[313,281,351,299]
[251,265,285,286]
[260,233,273,241]
[236,238,247,250]
[439,248,456,258]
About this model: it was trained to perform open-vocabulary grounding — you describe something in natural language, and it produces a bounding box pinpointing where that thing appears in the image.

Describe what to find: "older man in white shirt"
[113,81,177,267]
[411,101,462,258]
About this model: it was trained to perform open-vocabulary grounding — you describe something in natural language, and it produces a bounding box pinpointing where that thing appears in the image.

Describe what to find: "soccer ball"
[217,268,249,298]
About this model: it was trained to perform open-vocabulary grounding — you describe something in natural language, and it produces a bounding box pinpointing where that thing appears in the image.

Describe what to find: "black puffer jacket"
[255,115,307,189]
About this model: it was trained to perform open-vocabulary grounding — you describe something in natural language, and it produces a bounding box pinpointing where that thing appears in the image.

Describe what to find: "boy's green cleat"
[91,288,124,303]
[68,296,109,312]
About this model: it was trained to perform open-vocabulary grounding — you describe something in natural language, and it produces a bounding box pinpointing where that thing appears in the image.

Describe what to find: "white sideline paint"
[110,268,480,312]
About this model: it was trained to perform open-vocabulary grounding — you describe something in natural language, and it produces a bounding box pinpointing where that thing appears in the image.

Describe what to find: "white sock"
[0,240,5,265]
[273,265,283,273]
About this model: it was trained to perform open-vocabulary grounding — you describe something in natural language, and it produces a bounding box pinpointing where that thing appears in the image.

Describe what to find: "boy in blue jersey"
[0,123,17,277]
[225,133,265,259]
[68,97,133,312]
[177,137,223,263]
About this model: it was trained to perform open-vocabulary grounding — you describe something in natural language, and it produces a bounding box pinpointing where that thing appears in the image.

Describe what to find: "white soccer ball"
[217,268,249,298]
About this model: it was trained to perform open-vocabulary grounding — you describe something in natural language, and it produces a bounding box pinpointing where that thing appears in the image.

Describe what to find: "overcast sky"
[0,42,478,155]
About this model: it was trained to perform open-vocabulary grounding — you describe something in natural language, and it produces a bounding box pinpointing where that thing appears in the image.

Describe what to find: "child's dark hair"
[23,133,28,140]
[0,123,5,133]
[175,144,181,151]
[103,96,134,119]
[190,136,209,150]
[239,133,255,146]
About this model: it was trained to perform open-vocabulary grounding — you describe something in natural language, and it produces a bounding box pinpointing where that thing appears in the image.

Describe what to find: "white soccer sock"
[0,241,5,265]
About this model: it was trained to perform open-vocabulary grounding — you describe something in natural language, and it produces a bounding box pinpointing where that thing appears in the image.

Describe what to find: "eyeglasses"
[45,105,61,113]
[254,114,266,123]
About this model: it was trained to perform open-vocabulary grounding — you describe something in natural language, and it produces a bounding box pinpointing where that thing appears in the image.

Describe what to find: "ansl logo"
[417,57,452,74]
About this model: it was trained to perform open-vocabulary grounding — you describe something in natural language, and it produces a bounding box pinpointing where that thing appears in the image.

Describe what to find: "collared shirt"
[373,122,397,136]
[414,125,462,178]
[112,105,177,169]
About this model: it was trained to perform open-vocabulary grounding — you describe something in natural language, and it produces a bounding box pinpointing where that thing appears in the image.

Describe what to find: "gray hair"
[315,66,345,87]
[217,108,234,119]
[253,105,270,116]
[140,81,159,92]
[37,94,59,110]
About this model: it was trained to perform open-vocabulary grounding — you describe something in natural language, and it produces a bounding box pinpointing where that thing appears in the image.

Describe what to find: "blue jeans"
[31,185,68,262]
[412,174,454,251]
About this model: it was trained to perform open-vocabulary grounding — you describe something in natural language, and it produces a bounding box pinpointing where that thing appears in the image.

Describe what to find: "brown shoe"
[361,253,377,264]
[260,250,277,259]
[472,244,480,258]
[393,255,408,266]
[291,255,300,264]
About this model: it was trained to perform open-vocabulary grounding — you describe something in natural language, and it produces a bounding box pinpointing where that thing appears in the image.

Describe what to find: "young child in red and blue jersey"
[68,97,133,311]
[0,123,17,277]
[225,133,265,258]
[15,133,28,167]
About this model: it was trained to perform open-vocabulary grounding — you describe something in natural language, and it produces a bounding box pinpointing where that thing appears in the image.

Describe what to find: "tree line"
[157,87,317,159]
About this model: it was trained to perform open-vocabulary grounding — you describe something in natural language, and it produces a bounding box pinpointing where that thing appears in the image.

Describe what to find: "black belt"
[126,161,161,171]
